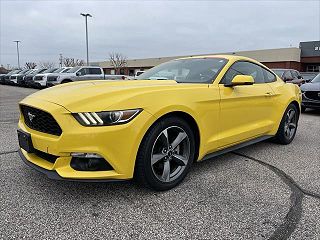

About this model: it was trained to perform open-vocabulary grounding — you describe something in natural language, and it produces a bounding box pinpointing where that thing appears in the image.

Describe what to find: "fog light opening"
[70,153,113,171]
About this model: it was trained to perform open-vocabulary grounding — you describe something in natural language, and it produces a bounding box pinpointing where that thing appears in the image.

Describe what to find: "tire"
[61,80,72,84]
[301,106,306,113]
[135,117,195,191]
[273,103,299,145]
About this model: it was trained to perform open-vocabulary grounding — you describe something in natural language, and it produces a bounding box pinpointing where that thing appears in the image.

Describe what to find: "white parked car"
[31,67,71,88]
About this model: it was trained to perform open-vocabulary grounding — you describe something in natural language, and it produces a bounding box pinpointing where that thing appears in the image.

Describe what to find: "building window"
[120,69,125,75]
[306,65,320,72]
[110,69,115,75]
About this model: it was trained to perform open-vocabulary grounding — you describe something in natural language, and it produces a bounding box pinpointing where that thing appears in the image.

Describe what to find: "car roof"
[177,54,264,65]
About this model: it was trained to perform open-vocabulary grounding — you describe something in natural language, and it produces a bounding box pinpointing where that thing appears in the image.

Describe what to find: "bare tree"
[109,52,127,74]
[38,61,56,69]
[76,59,85,66]
[25,62,37,69]
[63,58,85,67]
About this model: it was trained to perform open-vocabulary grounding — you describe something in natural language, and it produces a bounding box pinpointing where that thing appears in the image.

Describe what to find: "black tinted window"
[262,68,276,83]
[221,61,264,84]
[89,68,102,74]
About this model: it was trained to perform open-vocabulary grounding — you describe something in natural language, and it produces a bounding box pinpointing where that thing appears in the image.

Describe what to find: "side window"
[221,61,264,84]
[262,68,276,83]
[77,68,87,76]
[89,68,102,75]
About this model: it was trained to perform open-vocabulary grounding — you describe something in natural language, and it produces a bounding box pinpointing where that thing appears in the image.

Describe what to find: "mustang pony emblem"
[27,112,36,122]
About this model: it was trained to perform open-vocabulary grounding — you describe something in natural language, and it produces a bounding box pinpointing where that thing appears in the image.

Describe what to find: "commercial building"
[94,41,320,76]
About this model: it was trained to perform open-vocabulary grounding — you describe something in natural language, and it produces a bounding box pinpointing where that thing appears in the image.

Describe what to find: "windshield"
[273,70,285,77]
[311,74,320,83]
[67,67,81,73]
[137,58,228,83]
[42,68,58,73]
[18,69,30,74]
[8,69,21,75]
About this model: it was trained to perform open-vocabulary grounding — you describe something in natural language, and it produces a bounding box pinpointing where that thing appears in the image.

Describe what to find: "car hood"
[300,82,320,91]
[23,80,196,112]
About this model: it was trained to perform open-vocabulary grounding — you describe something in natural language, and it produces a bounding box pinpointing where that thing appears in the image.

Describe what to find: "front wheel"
[273,103,299,145]
[135,117,195,191]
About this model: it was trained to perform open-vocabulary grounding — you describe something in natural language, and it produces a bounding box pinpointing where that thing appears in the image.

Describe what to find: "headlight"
[73,109,142,126]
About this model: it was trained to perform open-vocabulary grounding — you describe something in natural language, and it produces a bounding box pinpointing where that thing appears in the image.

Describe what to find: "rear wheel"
[135,117,195,191]
[273,103,299,145]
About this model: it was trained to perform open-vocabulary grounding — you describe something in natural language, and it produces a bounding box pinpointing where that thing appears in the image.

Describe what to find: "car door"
[217,61,276,148]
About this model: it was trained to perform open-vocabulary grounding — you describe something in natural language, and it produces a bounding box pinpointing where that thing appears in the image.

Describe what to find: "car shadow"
[302,109,320,116]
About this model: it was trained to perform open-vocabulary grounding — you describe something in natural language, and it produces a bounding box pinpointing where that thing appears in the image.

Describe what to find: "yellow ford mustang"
[18,55,301,190]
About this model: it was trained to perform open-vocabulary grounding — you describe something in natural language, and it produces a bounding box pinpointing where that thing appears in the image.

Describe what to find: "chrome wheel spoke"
[289,123,296,129]
[172,154,188,166]
[161,129,170,148]
[288,111,295,122]
[162,161,171,182]
[171,132,187,149]
[151,153,165,165]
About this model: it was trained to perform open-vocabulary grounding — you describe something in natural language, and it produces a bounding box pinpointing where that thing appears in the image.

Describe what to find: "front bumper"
[302,95,320,109]
[18,97,155,181]
[32,80,46,88]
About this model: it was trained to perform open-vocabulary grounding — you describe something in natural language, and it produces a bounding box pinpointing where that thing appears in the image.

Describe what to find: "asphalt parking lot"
[0,85,319,239]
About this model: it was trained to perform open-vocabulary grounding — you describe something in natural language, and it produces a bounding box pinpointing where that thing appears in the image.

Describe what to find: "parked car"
[300,72,318,82]
[24,69,47,87]
[272,69,305,86]
[2,69,22,84]
[17,69,38,86]
[30,68,59,88]
[46,66,105,87]
[17,55,301,190]
[0,73,8,84]
[31,67,71,88]
[8,69,31,85]
[300,73,320,112]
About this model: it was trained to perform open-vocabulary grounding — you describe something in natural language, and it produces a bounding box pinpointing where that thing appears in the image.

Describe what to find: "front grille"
[20,105,62,136]
[34,149,58,164]
[305,91,320,101]
[47,76,58,82]
[25,76,33,82]
[10,76,17,79]
[34,76,43,81]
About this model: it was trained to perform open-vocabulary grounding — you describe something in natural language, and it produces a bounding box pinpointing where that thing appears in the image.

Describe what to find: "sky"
[0,0,319,68]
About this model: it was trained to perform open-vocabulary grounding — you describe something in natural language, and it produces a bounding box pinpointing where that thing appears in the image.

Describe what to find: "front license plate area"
[17,129,34,153]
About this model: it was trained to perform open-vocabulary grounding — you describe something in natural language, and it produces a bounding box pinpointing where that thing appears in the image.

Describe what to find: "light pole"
[13,40,21,69]
[80,13,92,66]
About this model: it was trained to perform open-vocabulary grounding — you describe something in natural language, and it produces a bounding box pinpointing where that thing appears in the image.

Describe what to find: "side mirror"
[76,71,81,76]
[225,75,254,87]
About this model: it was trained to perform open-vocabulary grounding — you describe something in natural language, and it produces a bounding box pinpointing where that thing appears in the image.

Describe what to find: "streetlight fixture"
[13,40,21,69]
[80,13,92,66]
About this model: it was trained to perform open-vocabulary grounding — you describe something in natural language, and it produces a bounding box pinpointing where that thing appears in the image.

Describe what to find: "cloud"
[0,0,319,68]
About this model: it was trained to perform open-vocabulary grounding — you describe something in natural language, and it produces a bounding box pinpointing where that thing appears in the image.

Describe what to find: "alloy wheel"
[151,126,190,183]
[284,108,297,140]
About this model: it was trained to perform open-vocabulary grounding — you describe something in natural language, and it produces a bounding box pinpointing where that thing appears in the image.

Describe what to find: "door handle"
[265,92,273,96]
